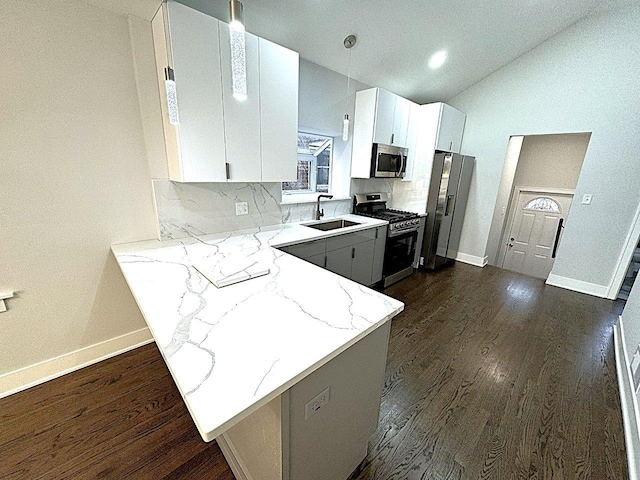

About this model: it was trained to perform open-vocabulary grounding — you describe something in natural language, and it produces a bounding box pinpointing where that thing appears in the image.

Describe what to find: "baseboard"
[614,317,640,480]
[454,252,488,267]
[546,274,609,298]
[0,327,153,400]
[217,433,252,480]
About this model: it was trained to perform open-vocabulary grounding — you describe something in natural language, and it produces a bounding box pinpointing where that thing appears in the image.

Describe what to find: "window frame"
[282,132,333,197]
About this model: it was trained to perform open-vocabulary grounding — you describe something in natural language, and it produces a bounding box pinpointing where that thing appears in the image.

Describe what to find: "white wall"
[448,5,640,289]
[0,0,157,392]
[513,133,590,191]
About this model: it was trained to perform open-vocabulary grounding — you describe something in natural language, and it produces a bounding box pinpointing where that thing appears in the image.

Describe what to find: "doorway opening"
[617,238,640,301]
[487,132,591,280]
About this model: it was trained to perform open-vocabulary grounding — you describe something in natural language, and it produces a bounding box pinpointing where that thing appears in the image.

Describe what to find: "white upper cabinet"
[372,89,396,146]
[159,1,227,182]
[219,24,262,182]
[351,88,417,178]
[402,102,466,182]
[152,1,299,183]
[259,38,299,182]
[434,103,466,153]
[370,89,412,148]
[392,96,412,148]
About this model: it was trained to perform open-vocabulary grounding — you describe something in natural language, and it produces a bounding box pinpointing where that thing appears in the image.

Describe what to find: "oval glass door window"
[524,197,561,213]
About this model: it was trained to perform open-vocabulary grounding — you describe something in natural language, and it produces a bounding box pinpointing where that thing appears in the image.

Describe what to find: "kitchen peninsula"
[112,215,404,480]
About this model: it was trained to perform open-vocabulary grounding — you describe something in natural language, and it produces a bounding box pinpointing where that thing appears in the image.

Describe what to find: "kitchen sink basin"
[305,219,361,231]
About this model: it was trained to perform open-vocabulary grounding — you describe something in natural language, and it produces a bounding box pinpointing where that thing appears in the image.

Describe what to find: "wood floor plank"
[0,263,629,479]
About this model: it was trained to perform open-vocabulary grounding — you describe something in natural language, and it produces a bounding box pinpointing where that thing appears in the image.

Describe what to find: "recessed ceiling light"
[428,50,447,69]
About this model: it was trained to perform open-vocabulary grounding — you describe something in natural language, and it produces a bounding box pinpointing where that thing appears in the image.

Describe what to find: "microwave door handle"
[396,155,402,177]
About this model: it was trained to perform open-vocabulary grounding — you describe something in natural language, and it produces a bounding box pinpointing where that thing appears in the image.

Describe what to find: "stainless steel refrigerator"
[422,152,475,270]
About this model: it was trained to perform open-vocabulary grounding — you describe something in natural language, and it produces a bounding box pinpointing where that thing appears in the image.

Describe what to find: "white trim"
[280,194,350,205]
[499,186,575,268]
[607,200,640,299]
[614,318,640,480]
[217,433,252,480]
[0,327,153,400]
[546,274,608,297]
[455,252,488,267]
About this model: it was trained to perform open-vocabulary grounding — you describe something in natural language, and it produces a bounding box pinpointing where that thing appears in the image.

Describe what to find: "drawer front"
[287,239,326,259]
[326,228,377,252]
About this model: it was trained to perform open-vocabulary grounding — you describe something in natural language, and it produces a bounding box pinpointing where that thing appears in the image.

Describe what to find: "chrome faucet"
[315,194,334,220]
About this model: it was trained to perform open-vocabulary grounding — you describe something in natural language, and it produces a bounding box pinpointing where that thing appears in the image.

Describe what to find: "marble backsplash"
[153,180,352,240]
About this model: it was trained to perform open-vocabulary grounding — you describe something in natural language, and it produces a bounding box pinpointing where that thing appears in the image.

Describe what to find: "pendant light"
[343,35,357,141]
[229,0,247,101]
[164,67,179,125]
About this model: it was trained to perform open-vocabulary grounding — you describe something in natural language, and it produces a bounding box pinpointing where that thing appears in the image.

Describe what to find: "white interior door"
[502,191,573,279]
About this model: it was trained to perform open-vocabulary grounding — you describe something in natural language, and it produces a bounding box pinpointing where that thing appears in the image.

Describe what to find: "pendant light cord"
[346,48,352,110]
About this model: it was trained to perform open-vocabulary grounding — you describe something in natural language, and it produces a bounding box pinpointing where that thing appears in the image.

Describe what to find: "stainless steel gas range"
[354,193,425,287]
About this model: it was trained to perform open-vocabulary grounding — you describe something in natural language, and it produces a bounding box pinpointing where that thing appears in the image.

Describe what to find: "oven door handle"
[388,226,419,238]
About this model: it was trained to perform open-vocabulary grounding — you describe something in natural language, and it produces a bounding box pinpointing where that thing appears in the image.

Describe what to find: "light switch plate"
[582,194,593,205]
[304,386,330,420]
[235,202,249,216]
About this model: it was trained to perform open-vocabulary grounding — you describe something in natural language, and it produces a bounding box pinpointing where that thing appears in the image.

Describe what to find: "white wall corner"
[454,252,488,267]
[545,274,609,298]
[0,328,153,400]
[614,317,640,480]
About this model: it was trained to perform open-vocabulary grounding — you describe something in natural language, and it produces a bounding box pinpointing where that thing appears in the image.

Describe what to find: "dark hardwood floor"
[0,263,629,479]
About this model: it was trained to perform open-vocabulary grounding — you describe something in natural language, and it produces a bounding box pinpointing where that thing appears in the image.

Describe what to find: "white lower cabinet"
[280,226,384,286]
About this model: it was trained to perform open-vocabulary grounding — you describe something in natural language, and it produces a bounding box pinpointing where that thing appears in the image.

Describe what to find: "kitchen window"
[282,132,332,195]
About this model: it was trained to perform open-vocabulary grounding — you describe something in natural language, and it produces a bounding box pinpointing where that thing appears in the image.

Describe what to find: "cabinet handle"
[391,133,395,145]
[225,163,230,180]
[375,229,378,239]
[449,141,452,150]
[352,247,355,259]
[324,256,327,268]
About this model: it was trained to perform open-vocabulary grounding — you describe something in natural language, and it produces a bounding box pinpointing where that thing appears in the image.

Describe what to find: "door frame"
[607,200,640,299]
[499,186,575,270]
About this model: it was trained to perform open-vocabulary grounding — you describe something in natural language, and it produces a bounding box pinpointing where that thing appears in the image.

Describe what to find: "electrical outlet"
[631,346,640,393]
[304,386,330,420]
[582,194,593,205]
[235,202,248,216]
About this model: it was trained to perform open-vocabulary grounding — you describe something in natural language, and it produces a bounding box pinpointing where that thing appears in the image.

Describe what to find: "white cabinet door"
[435,104,466,153]
[403,103,421,181]
[325,246,353,279]
[351,240,375,286]
[219,24,261,182]
[259,38,299,182]
[167,1,227,182]
[392,97,412,147]
[372,89,396,146]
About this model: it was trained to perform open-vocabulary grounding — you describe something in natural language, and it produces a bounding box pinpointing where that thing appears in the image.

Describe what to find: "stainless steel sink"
[305,219,360,231]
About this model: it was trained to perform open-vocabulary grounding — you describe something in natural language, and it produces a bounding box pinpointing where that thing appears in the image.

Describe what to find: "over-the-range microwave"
[371,143,408,178]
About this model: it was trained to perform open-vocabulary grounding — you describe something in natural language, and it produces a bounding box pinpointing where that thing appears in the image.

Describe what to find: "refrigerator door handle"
[444,195,455,216]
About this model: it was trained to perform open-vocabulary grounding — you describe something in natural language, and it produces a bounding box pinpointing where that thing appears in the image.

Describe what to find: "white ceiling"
[96,0,634,103]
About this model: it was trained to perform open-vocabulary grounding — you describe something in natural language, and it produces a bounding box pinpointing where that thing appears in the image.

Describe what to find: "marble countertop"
[112,214,404,442]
